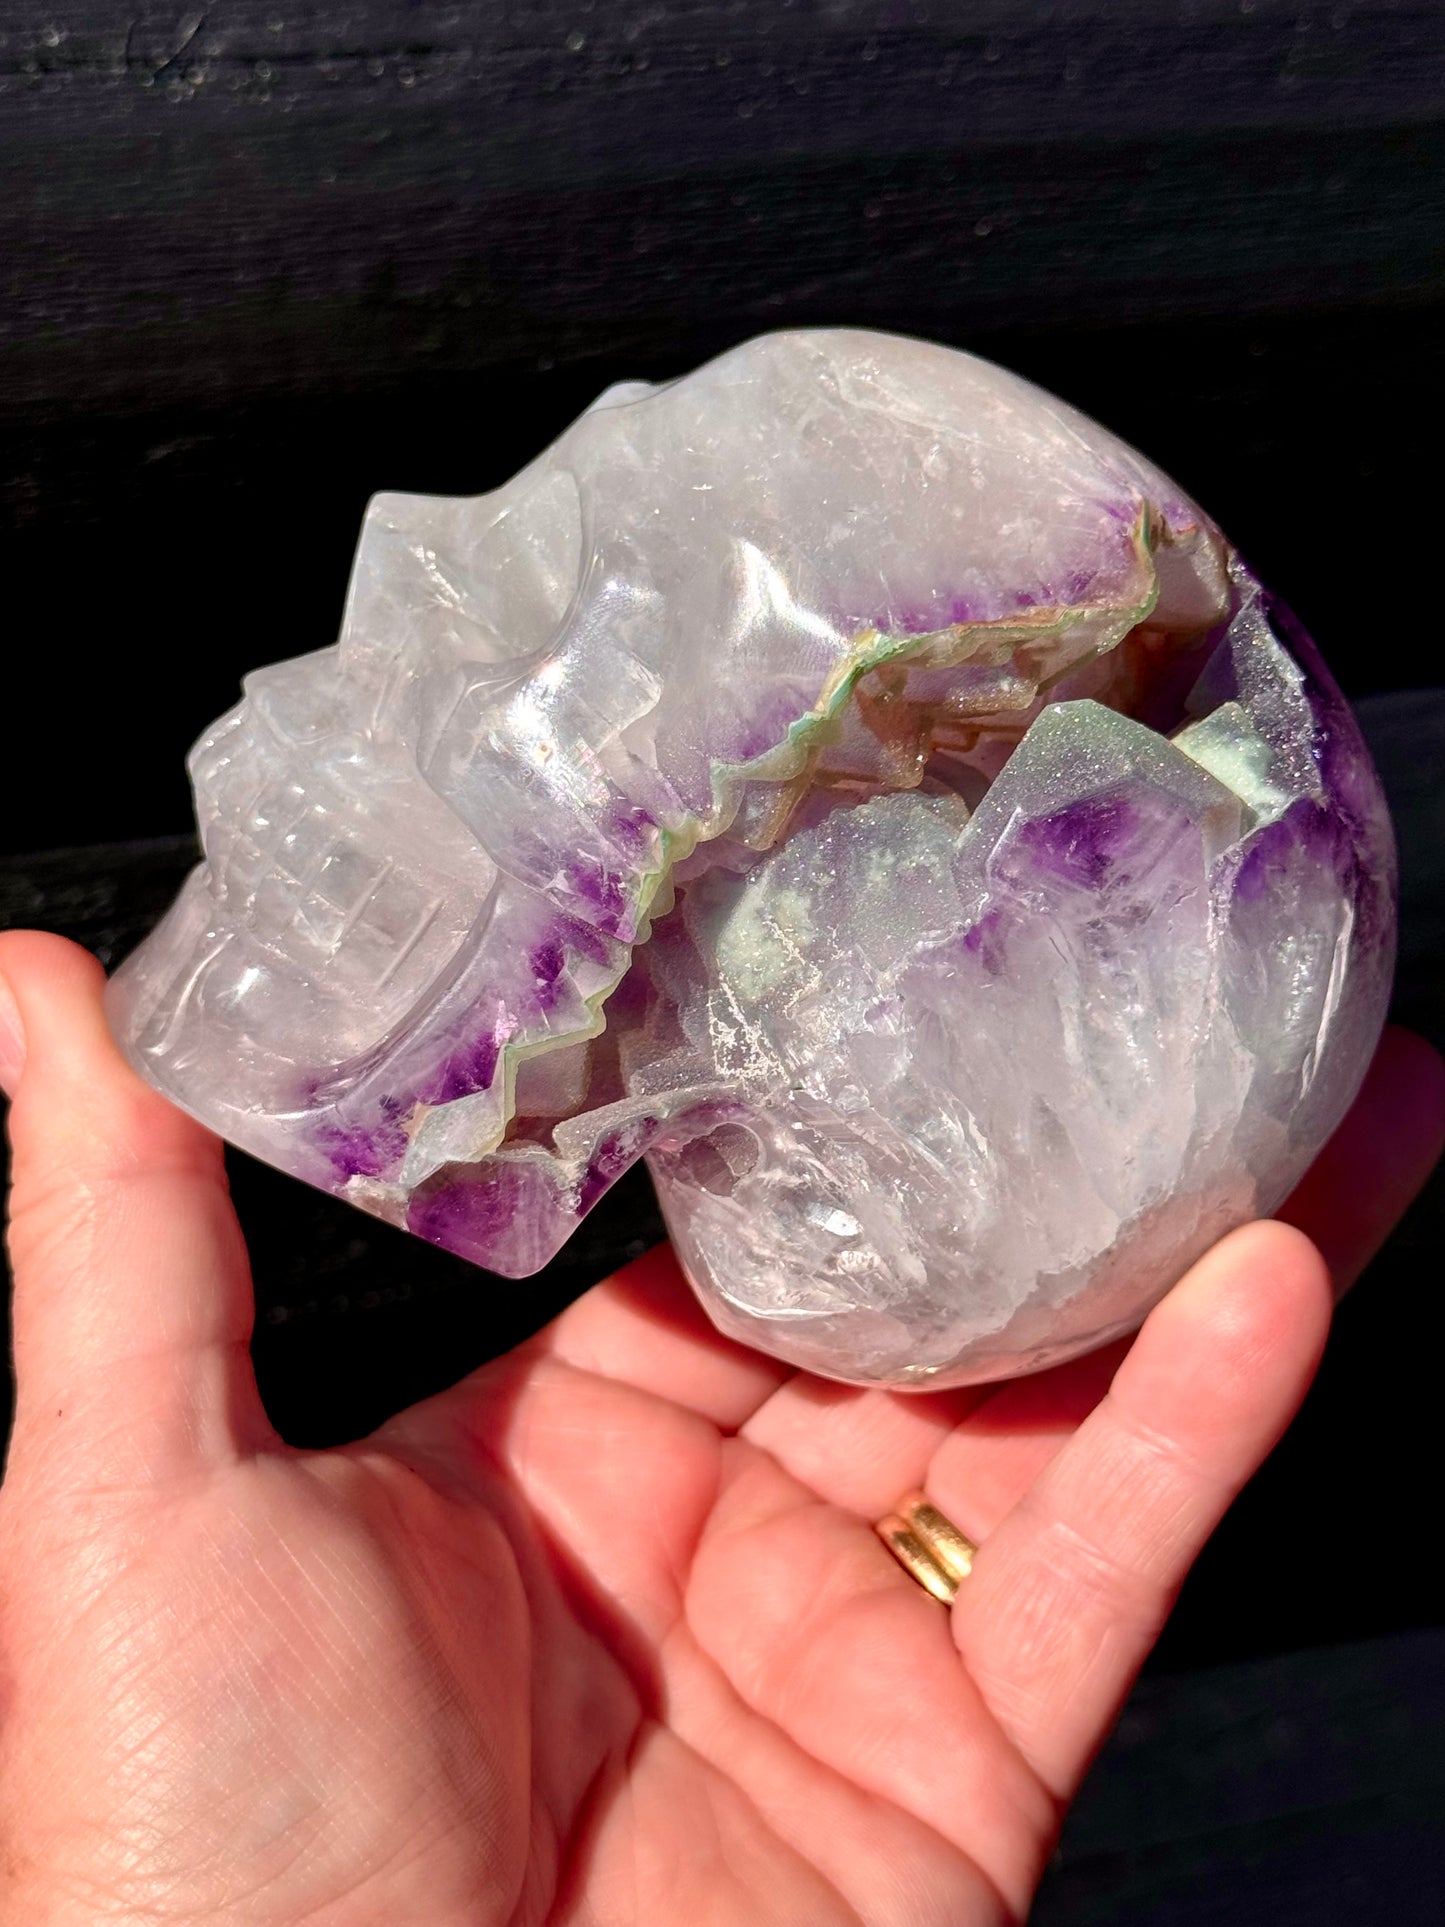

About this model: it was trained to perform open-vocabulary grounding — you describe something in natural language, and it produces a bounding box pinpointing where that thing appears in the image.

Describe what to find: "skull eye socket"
[341,466,586,689]
[463,464,585,664]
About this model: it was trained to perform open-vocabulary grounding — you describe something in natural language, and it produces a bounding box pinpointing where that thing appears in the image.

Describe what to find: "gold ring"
[874,1491,978,1604]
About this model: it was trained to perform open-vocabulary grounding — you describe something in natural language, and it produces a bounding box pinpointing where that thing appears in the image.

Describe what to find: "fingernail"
[0,972,25,1093]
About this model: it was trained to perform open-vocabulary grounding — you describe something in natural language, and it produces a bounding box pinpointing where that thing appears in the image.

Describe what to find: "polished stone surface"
[106,331,1395,1383]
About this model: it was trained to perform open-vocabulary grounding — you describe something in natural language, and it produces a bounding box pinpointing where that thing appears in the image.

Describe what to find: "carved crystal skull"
[109,330,1395,1385]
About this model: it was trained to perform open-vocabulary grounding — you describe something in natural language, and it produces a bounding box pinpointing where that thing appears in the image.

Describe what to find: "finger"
[0,931,273,1472]
[536,1243,790,1430]
[923,1336,1134,1544]
[688,1440,1055,1916]
[1277,1024,1445,1295]
[949,1219,1331,1800]
[741,1333,1128,1551]
[741,1377,989,1518]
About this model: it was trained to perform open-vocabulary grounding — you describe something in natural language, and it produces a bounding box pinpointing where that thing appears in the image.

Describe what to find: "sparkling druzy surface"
[108,330,1396,1386]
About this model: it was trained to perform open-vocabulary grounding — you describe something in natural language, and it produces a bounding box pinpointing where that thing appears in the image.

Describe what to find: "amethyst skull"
[108,330,1395,1385]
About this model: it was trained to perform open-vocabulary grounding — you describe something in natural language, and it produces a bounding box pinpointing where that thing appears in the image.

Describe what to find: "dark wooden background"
[3,0,1443,851]
[2,5,1443,1916]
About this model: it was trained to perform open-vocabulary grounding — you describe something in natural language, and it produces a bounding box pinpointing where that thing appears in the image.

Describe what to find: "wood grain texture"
[3,0,1442,421]
[1,1,1441,852]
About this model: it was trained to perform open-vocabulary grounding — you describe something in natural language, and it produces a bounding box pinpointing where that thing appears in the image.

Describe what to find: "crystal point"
[108,330,1396,1385]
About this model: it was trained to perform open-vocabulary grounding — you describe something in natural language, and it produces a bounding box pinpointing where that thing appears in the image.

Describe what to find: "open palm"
[1,933,1441,1927]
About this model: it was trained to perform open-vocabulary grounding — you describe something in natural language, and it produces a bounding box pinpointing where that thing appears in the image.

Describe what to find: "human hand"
[1,931,1440,1927]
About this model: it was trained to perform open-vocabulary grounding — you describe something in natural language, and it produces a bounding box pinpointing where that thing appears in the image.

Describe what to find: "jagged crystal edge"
[634,563,1395,1383]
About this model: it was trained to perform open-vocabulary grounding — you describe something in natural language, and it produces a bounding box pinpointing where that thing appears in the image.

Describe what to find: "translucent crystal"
[107,330,1396,1386]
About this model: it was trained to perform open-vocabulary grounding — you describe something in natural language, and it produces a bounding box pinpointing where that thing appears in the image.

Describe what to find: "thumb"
[0,970,23,1093]
[1,930,273,1476]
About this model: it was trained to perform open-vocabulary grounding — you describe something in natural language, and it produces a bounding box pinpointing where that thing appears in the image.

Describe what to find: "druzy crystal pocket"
[107,330,1395,1386]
